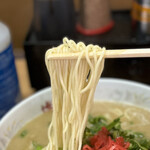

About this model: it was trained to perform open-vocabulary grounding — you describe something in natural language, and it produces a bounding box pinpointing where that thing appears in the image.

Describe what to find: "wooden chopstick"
[105,48,150,58]
[47,48,150,60]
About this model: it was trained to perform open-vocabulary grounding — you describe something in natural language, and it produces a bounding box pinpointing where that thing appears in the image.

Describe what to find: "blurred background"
[0,0,150,117]
[0,0,133,49]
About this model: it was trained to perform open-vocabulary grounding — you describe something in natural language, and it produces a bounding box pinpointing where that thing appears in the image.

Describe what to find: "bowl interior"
[0,78,150,150]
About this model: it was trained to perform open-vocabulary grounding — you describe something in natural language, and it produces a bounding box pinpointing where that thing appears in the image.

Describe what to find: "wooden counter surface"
[15,56,35,99]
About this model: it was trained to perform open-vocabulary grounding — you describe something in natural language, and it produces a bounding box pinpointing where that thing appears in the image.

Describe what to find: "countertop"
[15,54,35,99]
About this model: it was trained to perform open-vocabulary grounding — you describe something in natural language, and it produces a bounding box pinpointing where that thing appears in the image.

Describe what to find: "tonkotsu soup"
[6,101,150,150]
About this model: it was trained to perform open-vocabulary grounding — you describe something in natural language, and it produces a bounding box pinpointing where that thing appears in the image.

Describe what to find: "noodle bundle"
[44,38,105,150]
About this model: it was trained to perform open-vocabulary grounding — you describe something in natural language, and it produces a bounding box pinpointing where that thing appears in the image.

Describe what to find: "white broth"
[6,101,150,150]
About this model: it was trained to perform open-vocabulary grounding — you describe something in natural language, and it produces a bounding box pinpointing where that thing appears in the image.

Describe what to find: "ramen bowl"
[0,78,150,150]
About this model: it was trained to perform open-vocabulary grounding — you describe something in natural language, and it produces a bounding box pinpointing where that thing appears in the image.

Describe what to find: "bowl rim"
[0,78,150,125]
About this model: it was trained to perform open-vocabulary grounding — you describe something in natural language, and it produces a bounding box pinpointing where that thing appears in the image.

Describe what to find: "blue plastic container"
[0,22,20,118]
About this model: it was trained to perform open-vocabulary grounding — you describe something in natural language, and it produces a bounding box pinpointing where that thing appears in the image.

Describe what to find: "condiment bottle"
[131,0,150,41]
[77,0,114,35]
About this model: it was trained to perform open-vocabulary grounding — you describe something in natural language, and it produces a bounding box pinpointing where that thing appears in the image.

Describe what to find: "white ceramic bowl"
[0,78,150,150]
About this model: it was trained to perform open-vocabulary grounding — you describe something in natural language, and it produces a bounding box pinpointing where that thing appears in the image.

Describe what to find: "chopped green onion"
[83,115,150,150]
[20,130,28,138]
[32,141,43,150]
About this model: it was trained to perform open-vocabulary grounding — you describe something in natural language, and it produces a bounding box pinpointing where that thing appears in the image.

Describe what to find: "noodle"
[44,38,105,150]
[124,108,150,125]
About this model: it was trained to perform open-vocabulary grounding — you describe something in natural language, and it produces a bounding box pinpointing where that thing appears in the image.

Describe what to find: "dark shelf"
[24,11,150,90]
